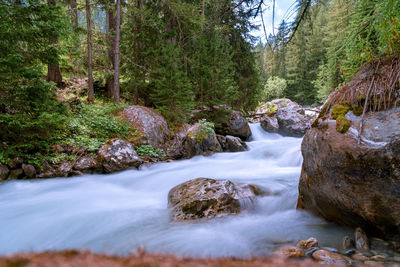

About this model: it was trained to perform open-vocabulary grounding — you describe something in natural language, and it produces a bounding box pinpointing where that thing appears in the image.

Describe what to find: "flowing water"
[0,123,351,258]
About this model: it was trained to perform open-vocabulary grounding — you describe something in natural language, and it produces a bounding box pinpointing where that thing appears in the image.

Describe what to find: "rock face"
[182,123,222,158]
[216,111,252,140]
[260,116,279,133]
[98,139,143,173]
[121,105,170,148]
[276,106,313,137]
[217,135,247,152]
[168,178,258,221]
[297,106,400,246]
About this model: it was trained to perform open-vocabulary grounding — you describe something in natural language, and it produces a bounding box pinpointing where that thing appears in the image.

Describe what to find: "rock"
[98,139,143,173]
[8,168,24,179]
[121,105,171,148]
[276,106,314,137]
[352,253,369,261]
[355,227,370,251]
[0,164,9,180]
[260,116,279,133]
[217,135,247,152]
[370,255,386,261]
[305,247,320,257]
[297,105,400,246]
[311,249,351,263]
[364,261,385,267]
[7,157,22,169]
[273,246,304,258]
[342,236,355,250]
[296,237,319,250]
[73,156,99,172]
[58,162,73,177]
[182,123,222,158]
[168,178,258,221]
[22,164,36,178]
[37,160,57,178]
[344,249,357,257]
[216,111,252,140]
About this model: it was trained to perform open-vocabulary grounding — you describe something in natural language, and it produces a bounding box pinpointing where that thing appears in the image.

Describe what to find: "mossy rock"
[332,104,351,120]
[336,115,350,133]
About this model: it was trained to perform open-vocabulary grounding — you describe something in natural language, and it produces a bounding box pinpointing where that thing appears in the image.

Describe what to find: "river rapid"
[0,123,351,258]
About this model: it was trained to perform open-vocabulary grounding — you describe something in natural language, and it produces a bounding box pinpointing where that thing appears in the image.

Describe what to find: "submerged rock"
[273,246,304,258]
[121,105,170,148]
[98,139,143,173]
[168,178,258,221]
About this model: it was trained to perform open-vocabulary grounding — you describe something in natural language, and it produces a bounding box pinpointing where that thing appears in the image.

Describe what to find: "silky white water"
[0,123,350,257]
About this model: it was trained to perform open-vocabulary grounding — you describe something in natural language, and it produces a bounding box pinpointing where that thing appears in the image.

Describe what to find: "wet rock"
[352,253,369,261]
[344,249,357,257]
[260,116,279,133]
[37,160,57,178]
[182,123,222,158]
[342,236,355,250]
[370,255,386,261]
[217,135,247,152]
[296,237,319,250]
[22,164,36,178]
[276,106,313,137]
[168,178,258,221]
[73,156,99,172]
[0,164,9,180]
[216,111,252,140]
[311,249,351,263]
[355,227,369,251]
[58,162,73,177]
[273,246,304,258]
[98,139,143,173]
[305,247,320,257]
[121,105,170,148]
[297,104,400,246]
[8,168,24,179]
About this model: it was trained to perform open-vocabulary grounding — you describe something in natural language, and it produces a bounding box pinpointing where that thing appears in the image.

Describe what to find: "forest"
[1,0,399,165]
[1,0,400,265]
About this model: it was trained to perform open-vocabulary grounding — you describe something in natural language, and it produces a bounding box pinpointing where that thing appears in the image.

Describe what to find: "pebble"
[296,237,319,250]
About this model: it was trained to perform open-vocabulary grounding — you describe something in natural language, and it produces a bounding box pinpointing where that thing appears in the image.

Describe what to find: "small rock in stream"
[296,237,319,250]
[355,227,370,251]
[342,235,355,250]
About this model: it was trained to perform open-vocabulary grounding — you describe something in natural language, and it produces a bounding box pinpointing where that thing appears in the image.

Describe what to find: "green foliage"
[65,102,134,151]
[263,76,287,101]
[135,145,166,158]
[196,119,215,143]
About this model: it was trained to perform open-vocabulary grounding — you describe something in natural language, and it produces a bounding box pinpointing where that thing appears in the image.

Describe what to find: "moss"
[352,105,364,116]
[332,104,351,119]
[336,115,350,133]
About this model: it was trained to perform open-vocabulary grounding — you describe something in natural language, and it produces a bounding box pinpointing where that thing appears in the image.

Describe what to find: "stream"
[0,123,351,258]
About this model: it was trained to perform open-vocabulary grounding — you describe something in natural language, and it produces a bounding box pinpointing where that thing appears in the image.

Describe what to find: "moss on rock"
[336,115,350,133]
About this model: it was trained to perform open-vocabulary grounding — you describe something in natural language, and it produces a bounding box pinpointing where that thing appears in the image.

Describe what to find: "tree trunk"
[70,0,78,29]
[113,0,121,103]
[134,0,140,104]
[86,0,94,102]
[47,0,63,87]
[106,0,115,99]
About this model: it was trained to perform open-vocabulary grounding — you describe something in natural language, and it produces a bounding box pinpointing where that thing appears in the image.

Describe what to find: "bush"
[136,145,166,158]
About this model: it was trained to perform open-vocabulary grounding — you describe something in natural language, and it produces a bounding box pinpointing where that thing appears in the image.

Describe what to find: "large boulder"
[121,106,170,148]
[260,116,279,133]
[297,106,400,247]
[216,111,252,140]
[168,178,258,221]
[276,106,314,137]
[182,123,222,158]
[216,135,247,152]
[98,139,143,173]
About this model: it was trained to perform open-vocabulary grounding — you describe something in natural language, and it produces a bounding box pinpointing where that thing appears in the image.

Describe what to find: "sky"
[250,0,298,44]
